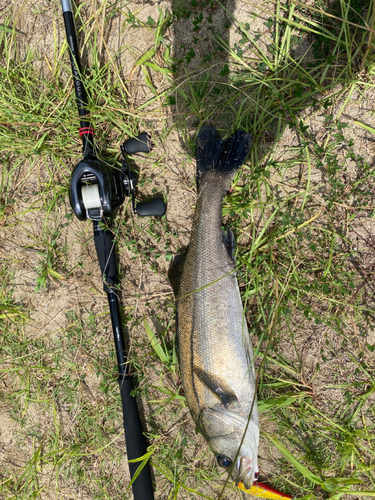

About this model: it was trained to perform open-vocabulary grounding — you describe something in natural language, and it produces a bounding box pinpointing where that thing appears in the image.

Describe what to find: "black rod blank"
[61,0,94,157]
[93,222,154,499]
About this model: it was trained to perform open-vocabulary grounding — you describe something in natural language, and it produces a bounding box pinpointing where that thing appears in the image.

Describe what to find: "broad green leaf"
[325,478,363,486]
[128,448,154,463]
[134,48,156,67]
[144,318,169,363]
[354,121,375,135]
[141,66,157,95]
[258,392,310,412]
[0,24,22,34]
[47,267,66,280]
[128,449,154,488]
[267,434,321,484]
[144,61,172,75]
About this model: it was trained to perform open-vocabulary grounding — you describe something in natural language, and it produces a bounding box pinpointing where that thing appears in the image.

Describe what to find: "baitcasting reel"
[69,132,166,221]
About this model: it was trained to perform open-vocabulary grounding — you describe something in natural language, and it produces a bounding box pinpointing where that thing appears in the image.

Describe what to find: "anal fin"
[222,228,236,265]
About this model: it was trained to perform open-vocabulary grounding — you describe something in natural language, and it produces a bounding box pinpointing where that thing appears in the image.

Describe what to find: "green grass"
[1,0,375,499]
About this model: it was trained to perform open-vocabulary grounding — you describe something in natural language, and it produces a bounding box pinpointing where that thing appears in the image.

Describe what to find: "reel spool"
[81,183,101,211]
[69,133,166,221]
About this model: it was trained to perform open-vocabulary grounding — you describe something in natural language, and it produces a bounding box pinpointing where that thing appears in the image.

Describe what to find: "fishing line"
[81,184,101,209]
[221,256,300,498]
[217,268,286,500]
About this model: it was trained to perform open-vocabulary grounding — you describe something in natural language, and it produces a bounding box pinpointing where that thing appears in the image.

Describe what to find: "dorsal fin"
[168,248,188,297]
[193,366,238,409]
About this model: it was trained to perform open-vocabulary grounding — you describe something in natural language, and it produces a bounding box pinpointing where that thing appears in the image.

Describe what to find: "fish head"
[198,405,259,489]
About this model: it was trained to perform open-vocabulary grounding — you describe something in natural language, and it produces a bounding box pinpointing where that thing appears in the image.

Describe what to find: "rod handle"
[119,376,154,500]
[93,223,118,292]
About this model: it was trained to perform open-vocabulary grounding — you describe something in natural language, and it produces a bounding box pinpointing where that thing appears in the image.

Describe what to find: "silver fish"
[169,126,259,489]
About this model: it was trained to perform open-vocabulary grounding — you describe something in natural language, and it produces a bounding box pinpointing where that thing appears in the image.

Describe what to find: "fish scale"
[169,126,259,489]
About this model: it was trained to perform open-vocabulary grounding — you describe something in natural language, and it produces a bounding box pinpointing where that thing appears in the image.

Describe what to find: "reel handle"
[123,132,152,154]
[136,198,166,217]
[121,135,166,217]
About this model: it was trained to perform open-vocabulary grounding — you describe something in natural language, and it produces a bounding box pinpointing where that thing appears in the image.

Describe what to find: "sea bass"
[168,126,259,489]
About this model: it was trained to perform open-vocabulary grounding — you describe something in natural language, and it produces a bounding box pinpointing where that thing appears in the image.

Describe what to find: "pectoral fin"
[193,366,238,409]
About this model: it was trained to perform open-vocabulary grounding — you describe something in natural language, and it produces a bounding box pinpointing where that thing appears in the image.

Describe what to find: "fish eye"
[217,455,232,468]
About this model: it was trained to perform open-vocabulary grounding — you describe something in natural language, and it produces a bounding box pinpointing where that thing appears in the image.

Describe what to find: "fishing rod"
[61,2,165,498]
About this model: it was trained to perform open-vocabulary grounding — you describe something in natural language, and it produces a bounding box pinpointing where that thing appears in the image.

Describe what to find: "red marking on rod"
[79,127,94,137]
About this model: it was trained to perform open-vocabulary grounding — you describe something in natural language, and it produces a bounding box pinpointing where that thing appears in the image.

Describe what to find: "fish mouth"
[234,456,254,490]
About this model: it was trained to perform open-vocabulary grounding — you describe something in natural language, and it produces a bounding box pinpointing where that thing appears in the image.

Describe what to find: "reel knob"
[123,132,152,154]
[136,198,166,217]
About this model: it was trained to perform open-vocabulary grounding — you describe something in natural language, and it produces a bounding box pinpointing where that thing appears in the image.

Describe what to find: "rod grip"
[119,377,154,500]
[93,226,118,292]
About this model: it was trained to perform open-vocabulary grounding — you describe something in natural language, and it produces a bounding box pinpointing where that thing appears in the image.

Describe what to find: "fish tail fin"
[196,126,252,192]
